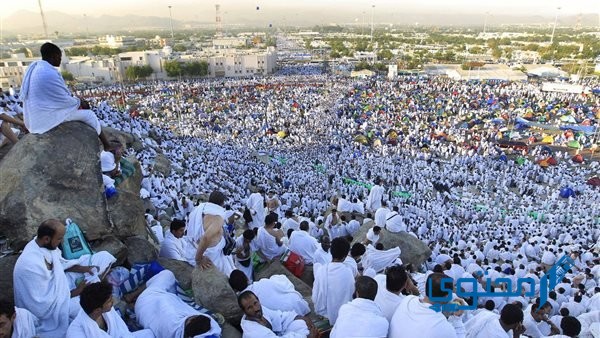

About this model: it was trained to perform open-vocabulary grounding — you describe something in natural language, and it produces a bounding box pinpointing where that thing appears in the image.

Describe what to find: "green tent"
[567,140,581,149]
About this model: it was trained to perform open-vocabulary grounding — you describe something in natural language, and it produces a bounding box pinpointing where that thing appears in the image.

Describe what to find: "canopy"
[567,140,581,149]
[541,135,554,144]
[587,177,600,187]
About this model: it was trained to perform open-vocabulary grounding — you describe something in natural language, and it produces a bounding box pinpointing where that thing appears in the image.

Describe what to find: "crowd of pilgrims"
[3,69,600,337]
[82,72,600,337]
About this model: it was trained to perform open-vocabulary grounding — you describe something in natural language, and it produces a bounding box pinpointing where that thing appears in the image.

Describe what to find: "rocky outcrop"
[101,126,135,148]
[353,223,431,268]
[124,236,157,265]
[0,122,147,251]
[153,153,171,176]
[157,257,194,290]
[0,122,110,250]
[192,267,241,324]
[92,235,128,266]
[0,255,18,302]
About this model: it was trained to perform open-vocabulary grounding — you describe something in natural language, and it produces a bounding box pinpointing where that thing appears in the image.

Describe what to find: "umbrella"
[567,140,581,149]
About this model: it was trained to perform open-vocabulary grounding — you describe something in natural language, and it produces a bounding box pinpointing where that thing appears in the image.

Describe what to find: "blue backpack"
[61,219,93,260]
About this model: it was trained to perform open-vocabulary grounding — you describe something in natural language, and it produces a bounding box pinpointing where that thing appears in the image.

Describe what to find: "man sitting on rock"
[229,269,310,316]
[67,281,154,337]
[0,299,39,338]
[135,270,221,338]
[20,42,110,149]
[159,219,187,263]
[238,290,318,338]
[13,219,116,338]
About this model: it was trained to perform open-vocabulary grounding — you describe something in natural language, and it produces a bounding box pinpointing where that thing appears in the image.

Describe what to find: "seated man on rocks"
[238,290,317,338]
[229,269,310,316]
[135,270,221,338]
[0,298,39,338]
[13,219,116,338]
[20,42,110,149]
[67,281,154,337]
[0,110,27,147]
[159,219,187,263]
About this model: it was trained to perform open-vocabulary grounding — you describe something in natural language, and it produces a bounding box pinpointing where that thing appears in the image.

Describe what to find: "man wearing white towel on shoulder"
[193,190,236,277]
[13,219,115,338]
[66,281,154,338]
[0,299,39,338]
[330,276,389,338]
[21,42,110,149]
[238,290,317,338]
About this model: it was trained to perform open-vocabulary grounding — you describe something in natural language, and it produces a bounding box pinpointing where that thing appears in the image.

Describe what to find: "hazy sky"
[3,0,597,21]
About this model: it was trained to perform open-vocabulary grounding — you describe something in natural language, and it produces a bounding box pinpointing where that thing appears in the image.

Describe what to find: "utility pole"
[38,0,49,39]
[370,5,375,45]
[550,7,561,44]
[168,5,174,41]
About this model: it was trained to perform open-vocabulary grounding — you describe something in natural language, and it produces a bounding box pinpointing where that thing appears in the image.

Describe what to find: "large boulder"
[0,122,111,250]
[106,157,146,239]
[353,224,431,268]
[124,236,157,265]
[0,255,18,301]
[192,267,241,324]
[92,235,128,266]
[157,257,194,290]
[101,127,135,148]
[153,153,171,176]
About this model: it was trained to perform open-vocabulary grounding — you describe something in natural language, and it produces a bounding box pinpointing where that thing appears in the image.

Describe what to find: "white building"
[0,55,37,89]
[208,47,276,77]
[212,38,248,50]
[99,35,137,49]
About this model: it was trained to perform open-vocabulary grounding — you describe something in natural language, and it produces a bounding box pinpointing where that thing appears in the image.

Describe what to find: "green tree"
[164,60,183,77]
[173,44,187,52]
[305,39,313,50]
[492,48,502,59]
[182,61,208,77]
[125,65,153,81]
[61,71,75,81]
[377,49,393,60]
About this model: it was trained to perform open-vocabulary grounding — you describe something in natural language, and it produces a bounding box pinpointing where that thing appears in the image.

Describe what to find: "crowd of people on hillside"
[1,42,599,338]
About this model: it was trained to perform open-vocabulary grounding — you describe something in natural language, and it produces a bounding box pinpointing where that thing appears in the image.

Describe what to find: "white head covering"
[436,254,452,265]
[101,151,116,172]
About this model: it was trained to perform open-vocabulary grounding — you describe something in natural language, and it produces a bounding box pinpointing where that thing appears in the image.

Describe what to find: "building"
[424,64,527,81]
[0,55,36,89]
[208,47,276,77]
[98,35,137,49]
[212,38,248,50]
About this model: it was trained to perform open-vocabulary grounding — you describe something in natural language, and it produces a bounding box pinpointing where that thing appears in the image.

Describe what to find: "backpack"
[61,219,93,260]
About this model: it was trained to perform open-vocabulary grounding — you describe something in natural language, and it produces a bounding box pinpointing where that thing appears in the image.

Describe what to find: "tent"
[541,135,554,144]
[559,187,575,198]
[572,154,584,163]
[354,135,369,145]
[587,177,600,187]
[567,140,581,149]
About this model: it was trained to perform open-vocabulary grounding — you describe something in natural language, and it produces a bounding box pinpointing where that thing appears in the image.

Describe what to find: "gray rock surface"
[353,223,431,268]
[153,153,171,176]
[0,255,18,302]
[192,266,241,324]
[157,257,194,290]
[124,236,157,265]
[92,235,128,266]
[0,122,110,250]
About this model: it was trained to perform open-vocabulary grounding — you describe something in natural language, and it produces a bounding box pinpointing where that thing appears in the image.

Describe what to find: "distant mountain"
[2,10,599,36]
[2,10,190,36]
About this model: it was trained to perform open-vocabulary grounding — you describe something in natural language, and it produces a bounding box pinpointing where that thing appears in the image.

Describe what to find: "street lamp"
[370,5,375,45]
[168,5,174,41]
[550,7,561,44]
